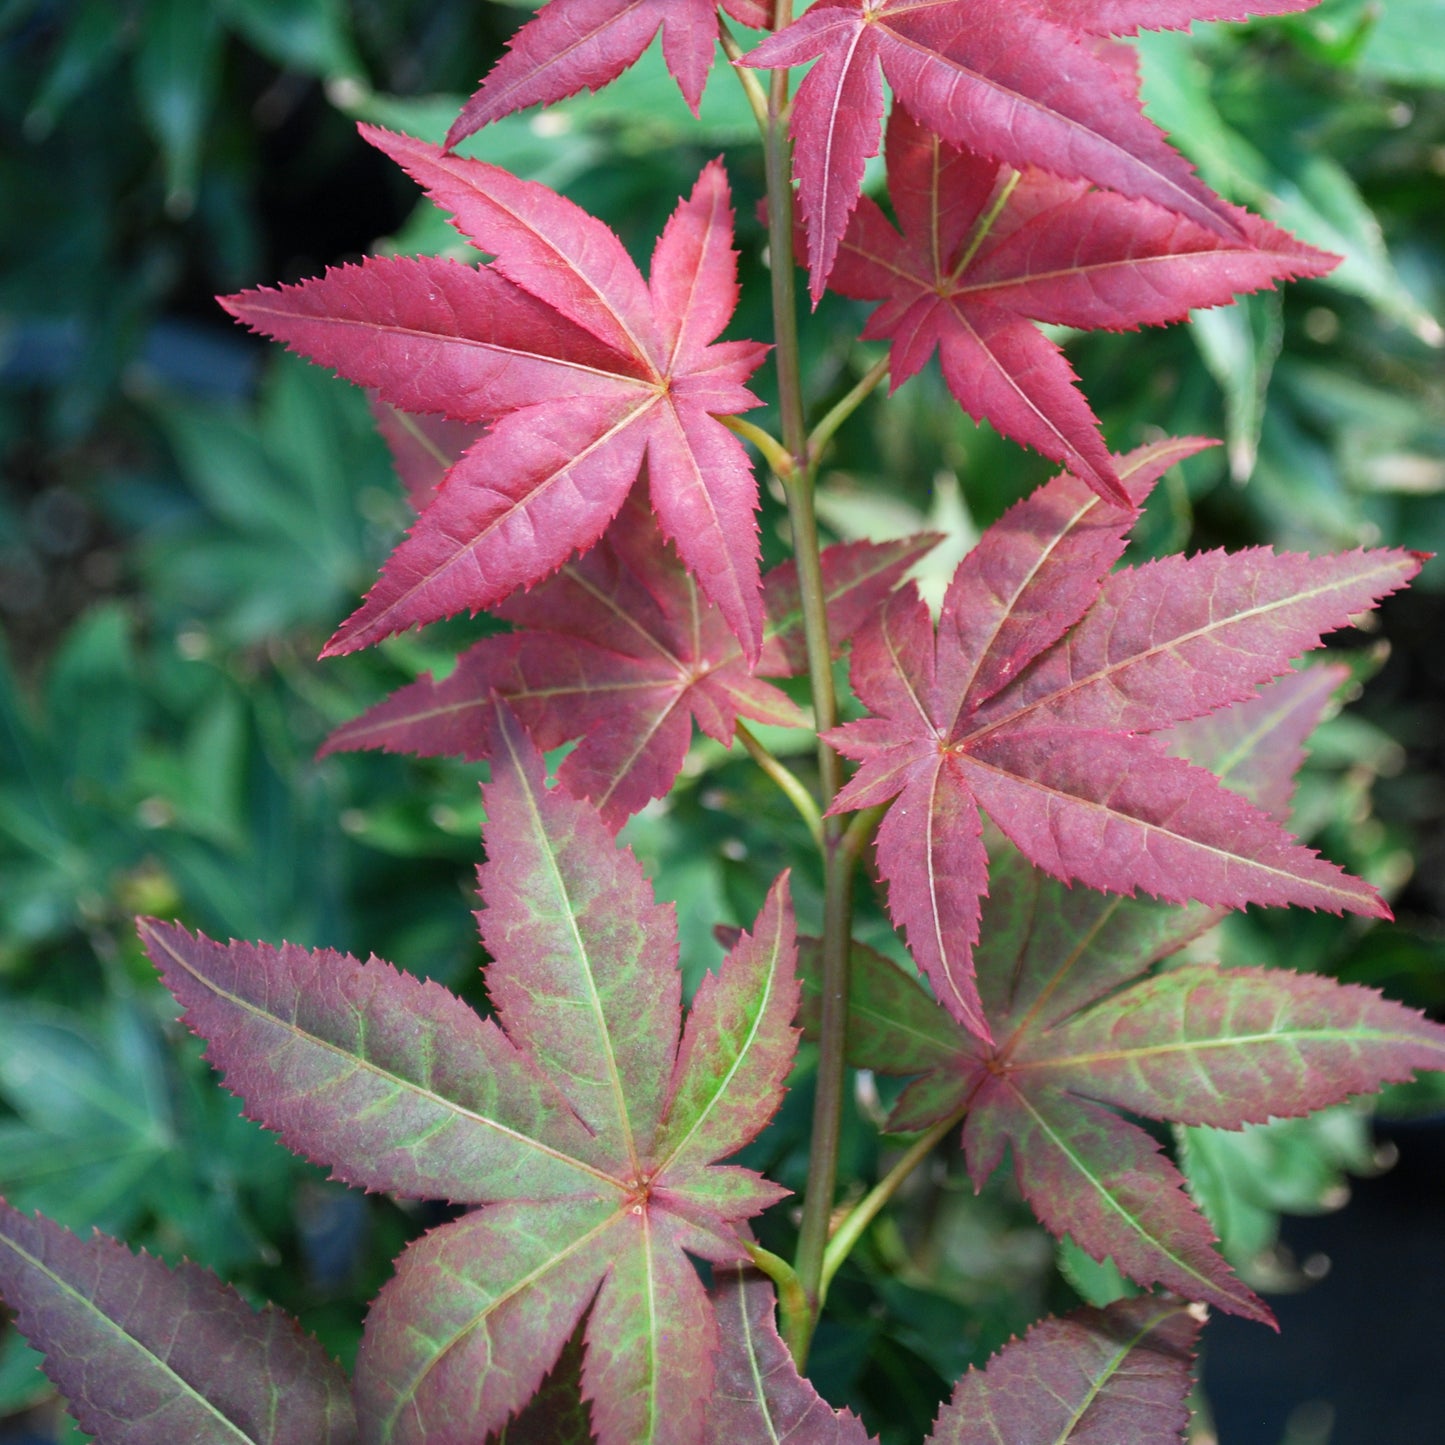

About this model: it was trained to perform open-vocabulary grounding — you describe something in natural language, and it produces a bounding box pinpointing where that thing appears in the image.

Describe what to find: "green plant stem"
[757,0,865,1368]
[719,413,795,479]
[808,355,890,461]
[733,722,823,849]
[744,1241,810,1344]
[787,801,884,1365]
[820,1107,966,1299]
[717,20,770,133]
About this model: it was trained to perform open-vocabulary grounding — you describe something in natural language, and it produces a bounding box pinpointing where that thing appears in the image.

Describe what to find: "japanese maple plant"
[3,1,1442,1441]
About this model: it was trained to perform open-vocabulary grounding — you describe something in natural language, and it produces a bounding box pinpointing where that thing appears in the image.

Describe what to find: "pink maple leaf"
[824,437,1421,1040]
[222,128,770,661]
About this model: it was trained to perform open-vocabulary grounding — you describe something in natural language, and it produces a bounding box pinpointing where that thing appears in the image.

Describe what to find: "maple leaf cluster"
[4,1,1444,1443]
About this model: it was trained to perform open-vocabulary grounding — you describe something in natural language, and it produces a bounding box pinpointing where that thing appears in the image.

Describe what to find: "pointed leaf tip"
[0,1201,357,1445]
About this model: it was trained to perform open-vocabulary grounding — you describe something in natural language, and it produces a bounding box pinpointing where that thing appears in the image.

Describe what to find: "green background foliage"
[0,1,1441,1440]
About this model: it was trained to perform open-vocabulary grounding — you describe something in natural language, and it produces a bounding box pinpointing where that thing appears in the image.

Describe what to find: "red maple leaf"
[826,108,1336,503]
[742,0,1252,300]
[1035,0,1318,35]
[323,491,934,829]
[824,437,1421,1040]
[807,669,1445,1321]
[447,0,771,148]
[221,128,770,661]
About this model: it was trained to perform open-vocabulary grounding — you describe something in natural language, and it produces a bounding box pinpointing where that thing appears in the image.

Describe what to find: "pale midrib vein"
[234,302,644,387]
[739,1288,784,1445]
[961,753,1372,906]
[144,930,619,1190]
[386,1208,619,1428]
[880,20,1225,227]
[972,557,1408,739]
[0,1237,256,1443]
[945,494,1099,733]
[429,151,658,368]
[1013,1086,1248,1303]
[502,729,641,1174]
[595,692,690,817]
[952,244,1297,302]
[1039,1025,1437,1070]
[653,908,785,1176]
[375,393,661,625]
[1050,1316,1167,1445]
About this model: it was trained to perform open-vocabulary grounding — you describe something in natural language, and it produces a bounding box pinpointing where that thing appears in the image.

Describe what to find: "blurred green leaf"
[133,0,223,217]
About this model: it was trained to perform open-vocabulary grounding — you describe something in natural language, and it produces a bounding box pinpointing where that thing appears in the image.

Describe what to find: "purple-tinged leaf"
[653,876,798,1177]
[979,547,1421,735]
[1029,965,1445,1128]
[0,1201,356,1445]
[488,1327,594,1444]
[368,398,484,514]
[925,1294,1203,1444]
[478,698,683,1155]
[796,935,976,1078]
[447,0,767,148]
[869,664,1442,1318]
[704,1269,877,1444]
[828,458,1416,1039]
[355,1197,616,1444]
[138,920,612,1200]
[1162,663,1347,819]
[963,1079,1270,1321]
[146,703,799,1444]
[962,728,1388,919]
[1035,0,1318,37]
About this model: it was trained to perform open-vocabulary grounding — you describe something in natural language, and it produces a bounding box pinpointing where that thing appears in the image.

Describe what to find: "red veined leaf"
[0,1201,356,1445]
[321,492,934,829]
[221,134,769,662]
[447,0,769,148]
[925,1295,1203,1443]
[743,0,1242,299]
[826,446,1419,1039]
[826,109,1334,501]
[140,703,800,1445]
[832,670,1445,1318]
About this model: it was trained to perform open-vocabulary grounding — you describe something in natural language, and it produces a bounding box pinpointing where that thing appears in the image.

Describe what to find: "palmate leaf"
[0,1200,356,1444]
[825,437,1420,1040]
[323,491,934,828]
[222,129,770,662]
[139,704,799,1445]
[828,108,1335,502]
[927,1296,1202,1444]
[743,0,1255,300]
[447,0,770,147]
[827,671,1445,1319]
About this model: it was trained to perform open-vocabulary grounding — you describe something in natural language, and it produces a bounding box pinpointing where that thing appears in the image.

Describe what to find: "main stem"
[759,11,852,1362]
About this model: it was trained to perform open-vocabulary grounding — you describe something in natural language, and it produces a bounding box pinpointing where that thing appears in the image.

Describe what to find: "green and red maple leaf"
[223,129,770,662]
[127,704,799,1445]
